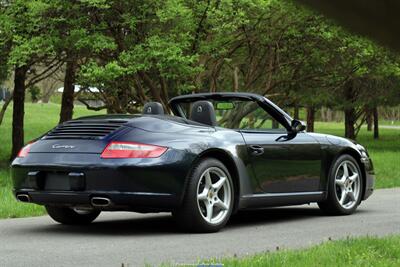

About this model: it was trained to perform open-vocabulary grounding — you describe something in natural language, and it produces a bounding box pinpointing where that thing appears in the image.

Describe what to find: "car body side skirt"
[238,191,326,209]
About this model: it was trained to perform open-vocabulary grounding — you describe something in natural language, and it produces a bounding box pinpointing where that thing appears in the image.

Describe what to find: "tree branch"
[77,98,107,111]
[26,60,64,88]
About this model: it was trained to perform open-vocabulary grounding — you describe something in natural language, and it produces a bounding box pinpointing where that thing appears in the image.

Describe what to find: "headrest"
[143,102,164,115]
[189,101,217,126]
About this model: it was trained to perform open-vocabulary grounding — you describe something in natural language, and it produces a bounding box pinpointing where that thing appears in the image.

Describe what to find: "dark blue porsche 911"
[11,92,374,232]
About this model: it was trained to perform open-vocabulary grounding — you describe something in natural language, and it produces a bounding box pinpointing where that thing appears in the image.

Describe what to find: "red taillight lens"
[17,143,34,158]
[101,141,168,159]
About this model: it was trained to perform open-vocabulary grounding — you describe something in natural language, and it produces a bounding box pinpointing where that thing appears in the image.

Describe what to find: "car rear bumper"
[11,150,195,211]
[14,189,179,211]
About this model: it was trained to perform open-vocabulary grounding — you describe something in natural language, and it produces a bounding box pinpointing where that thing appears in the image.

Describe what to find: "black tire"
[45,206,100,225]
[173,158,234,233]
[318,154,363,215]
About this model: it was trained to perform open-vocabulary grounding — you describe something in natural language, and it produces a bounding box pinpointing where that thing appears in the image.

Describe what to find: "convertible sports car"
[11,92,375,232]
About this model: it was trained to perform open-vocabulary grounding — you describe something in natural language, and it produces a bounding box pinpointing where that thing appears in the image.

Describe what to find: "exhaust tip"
[16,194,31,203]
[91,197,111,207]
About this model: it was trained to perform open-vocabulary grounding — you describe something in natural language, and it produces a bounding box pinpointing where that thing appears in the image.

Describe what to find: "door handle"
[249,145,264,156]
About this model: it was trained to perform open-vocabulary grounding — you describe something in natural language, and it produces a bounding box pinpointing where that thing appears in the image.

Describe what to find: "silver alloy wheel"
[334,160,361,209]
[196,167,232,225]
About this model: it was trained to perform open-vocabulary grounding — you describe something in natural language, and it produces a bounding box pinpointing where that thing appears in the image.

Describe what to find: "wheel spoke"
[198,188,208,201]
[339,190,347,205]
[204,171,212,188]
[348,191,356,202]
[212,176,226,192]
[348,173,358,183]
[342,163,349,177]
[206,202,213,221]
[214,198,228,210]
[335,176,346,187]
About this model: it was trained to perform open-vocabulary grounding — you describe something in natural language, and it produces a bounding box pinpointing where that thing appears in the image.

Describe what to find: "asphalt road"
[0,188,399,267]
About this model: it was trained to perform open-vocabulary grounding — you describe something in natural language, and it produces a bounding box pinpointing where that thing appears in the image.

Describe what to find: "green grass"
[187,235,400,267]
[382,120,400,126]
[0,103,398,218]
[0,168,45,218]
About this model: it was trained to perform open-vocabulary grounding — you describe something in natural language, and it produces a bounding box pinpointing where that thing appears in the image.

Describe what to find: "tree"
[1,0,60,160]
[0,1,13,125]
[39,0,116,123]
[329,37,400,139]
[78,0,199,113]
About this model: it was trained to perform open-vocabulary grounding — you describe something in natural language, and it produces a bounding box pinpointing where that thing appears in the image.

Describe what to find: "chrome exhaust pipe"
[91,197,111,207]
[16,194,31,203]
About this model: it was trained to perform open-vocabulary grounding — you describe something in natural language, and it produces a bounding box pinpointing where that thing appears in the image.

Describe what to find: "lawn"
[0,103,399,218]
[189,235,400,267]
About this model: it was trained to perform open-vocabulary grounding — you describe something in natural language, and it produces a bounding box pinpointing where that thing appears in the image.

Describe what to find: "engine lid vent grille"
[44,120,128,139]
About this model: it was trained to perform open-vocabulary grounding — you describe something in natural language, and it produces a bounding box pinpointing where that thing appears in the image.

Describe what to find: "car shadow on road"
[228,206,324,228]
[17,205,367,236]
[24,213,180,236]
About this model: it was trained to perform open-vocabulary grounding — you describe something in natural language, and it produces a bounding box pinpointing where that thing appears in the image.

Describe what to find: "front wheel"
[46,206,100,225]
[318,154,363,215]
[173,158,234,233]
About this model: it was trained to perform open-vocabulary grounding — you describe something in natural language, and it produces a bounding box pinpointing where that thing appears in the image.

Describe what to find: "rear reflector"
[101,141,167,158]
[17,142,34,158]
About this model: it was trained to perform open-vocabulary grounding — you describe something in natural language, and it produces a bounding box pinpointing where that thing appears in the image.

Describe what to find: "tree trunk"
[138,71,163,103]
[373,106,379,139]
[59,58,77,123]
[294,105,299,120]
[10,66,28,161]
[321,107,333,122]
[344,81,356,139]
[233,66,239,92]
[0,94,13,125]
[320,106,326,121]
[344,107,356,139]
[272,120,279,129]
[366,108,372,131]
[306,106,315,132]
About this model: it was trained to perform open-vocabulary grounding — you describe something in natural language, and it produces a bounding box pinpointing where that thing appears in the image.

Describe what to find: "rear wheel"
[46,206,100,225]
[173,158,234,233]
[318,154,363,215]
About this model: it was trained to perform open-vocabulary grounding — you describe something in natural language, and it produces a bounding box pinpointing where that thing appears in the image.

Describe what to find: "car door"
[198,97,322,194]
[241,130,322,193]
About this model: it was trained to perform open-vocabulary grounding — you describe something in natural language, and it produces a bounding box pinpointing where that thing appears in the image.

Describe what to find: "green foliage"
[2,0,399,115]
[70,0,206,112]
[1,0,54,69]
[28,85,40,103]
[1,0,399,139]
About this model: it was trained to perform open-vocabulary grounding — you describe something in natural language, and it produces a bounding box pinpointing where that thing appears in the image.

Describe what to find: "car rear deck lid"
[43,119,129,140]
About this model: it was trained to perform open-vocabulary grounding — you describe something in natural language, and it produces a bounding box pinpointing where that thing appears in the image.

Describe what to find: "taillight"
[17,142,34,158]
[101,141,168,159]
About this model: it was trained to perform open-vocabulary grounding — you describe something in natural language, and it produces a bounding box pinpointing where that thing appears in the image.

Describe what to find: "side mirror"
[291,119,306,133]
